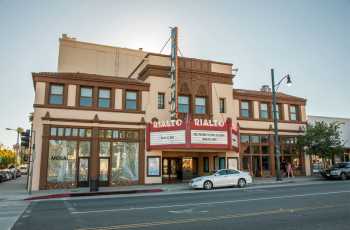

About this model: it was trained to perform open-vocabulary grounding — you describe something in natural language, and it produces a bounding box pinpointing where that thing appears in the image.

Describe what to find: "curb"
[25,188,164,201]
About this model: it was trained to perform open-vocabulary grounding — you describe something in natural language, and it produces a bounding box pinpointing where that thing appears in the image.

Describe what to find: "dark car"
[0,171,6,182]
[320,162,350,180]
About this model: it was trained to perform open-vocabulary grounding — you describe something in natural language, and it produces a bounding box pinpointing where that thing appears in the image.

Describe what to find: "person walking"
[287,162,294,178]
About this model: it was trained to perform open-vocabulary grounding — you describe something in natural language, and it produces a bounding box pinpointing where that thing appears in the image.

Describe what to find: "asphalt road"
[13,180,350,230]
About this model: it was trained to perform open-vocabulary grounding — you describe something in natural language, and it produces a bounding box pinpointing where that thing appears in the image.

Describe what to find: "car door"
[227,169,240,185]
[213,170,228,187]
[346,163,350,177]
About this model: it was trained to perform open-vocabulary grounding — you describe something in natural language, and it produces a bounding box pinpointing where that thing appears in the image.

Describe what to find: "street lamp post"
[271,69,292,181]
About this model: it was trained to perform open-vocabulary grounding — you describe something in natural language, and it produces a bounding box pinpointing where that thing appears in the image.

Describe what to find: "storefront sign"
[191,130,228,145]
[50,155,67,160]
[150,130,186,146]
[193,119,225,127]
[152,119,183,128]
[147,118,240,151]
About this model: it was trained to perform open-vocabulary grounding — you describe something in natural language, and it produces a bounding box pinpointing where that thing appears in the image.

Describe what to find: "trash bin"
[90,179,99,192]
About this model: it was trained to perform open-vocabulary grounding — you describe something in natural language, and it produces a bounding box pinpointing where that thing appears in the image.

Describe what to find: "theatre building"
[30,35,309,191]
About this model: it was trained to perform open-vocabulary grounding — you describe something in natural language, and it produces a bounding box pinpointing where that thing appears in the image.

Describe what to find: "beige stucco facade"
[30,35,309,191]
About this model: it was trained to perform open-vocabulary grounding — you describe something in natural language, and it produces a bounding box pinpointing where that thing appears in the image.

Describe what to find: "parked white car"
[19,165,28,175]
[189,169,253,190]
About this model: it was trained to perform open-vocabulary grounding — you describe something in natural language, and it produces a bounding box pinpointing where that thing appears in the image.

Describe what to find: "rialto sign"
[147,118,239,151]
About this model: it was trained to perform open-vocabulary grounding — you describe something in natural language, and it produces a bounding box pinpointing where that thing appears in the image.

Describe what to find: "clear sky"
[0,0,349,147]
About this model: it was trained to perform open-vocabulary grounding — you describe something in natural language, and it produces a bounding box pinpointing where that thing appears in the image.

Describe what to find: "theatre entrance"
[162,157,199,183]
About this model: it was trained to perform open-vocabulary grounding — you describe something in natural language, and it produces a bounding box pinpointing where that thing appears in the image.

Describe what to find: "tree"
[297,121,344,165]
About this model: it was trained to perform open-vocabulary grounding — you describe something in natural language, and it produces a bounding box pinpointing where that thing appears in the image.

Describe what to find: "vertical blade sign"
[170,27,178,120]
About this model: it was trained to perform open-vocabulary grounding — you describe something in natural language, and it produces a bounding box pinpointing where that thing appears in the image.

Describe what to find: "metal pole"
[271,69,282,181]
[28,130,35,195]
[16,130,20,166]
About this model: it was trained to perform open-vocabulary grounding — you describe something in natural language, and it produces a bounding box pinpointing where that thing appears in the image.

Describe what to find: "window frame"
[125,90,138,111]
[289,105,299,121]
[158,92,165,110]
[178,95,190,114]
[259,102,269,120]
[219,98,226,113]
[79,86,94,107]
[195,96,207,114]
[240,100,251,118]
[48,84,65,105]
[98,88,112,109]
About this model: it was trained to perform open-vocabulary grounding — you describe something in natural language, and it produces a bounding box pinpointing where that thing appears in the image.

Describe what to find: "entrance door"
[78,158,89,187]
[99,158,109,186]
[162,158,182,183]
[182,157,193,181]
[252,156,262,177]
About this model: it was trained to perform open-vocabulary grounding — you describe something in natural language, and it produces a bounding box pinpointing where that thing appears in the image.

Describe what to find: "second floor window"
[98,89,111,108]
[240,101,250,118]
[49,84,64,105]
[158,93,165,109]
[126,91,137,110]
[219,98,226,113]
[178,96,189,113]
[80,87,93,107]
[260,103,269,119]
[274,104,282,120]
[195,97,206,114]
[290,105,298,121]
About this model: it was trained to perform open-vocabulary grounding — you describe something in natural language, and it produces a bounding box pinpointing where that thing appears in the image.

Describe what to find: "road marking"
[168,208,193,214]
[71,189,350,215]
[75,204,345,230]
[64,200,77,213]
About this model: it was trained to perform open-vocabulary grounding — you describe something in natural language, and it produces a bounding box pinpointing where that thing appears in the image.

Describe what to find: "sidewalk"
[0,176,29,230]
[27,175,323,201]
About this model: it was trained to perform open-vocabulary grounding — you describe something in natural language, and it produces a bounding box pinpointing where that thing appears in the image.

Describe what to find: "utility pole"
[271,69,282,181]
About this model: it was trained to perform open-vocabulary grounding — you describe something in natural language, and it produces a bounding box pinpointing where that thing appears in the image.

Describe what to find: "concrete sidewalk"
[0,176,30,230]
[27,175,323,200]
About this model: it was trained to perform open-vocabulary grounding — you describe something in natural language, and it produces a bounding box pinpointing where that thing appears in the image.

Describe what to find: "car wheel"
[340,173,347,180]
[203,180,213,190]
[237,178,246,188]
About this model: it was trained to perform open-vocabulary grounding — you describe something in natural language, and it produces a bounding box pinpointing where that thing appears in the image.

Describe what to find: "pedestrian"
[287,162,294,178]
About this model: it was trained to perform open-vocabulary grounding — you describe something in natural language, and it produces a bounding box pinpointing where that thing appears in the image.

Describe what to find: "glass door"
[78,158,89,187]
[99,141,111,186]
[182,157,193,181]
[78,141,90,187]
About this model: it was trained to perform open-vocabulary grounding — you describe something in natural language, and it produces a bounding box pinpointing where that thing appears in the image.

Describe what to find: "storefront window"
[99,142,110,157]
[240,135,250,143]
[111,142,139,185]
[79,141,91,157]
[99,158,109,182]
[47,140,77,183]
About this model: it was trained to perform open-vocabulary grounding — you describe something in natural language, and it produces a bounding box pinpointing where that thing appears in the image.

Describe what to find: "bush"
[0,149,16,169]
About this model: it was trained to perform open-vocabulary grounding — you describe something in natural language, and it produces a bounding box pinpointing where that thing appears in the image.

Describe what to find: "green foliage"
[297,121,344,161]
[0,149,16,169]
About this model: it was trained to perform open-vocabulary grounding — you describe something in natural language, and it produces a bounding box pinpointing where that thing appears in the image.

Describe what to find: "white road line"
[71,189,350,215]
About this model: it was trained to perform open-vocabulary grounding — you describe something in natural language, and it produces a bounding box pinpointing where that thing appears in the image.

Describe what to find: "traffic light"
[21,129,30,148]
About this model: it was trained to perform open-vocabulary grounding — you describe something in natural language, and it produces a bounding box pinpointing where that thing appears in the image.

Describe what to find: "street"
[12,180,350,230]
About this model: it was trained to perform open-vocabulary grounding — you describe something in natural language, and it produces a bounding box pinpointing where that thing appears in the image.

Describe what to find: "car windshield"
[331,163,346,169]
